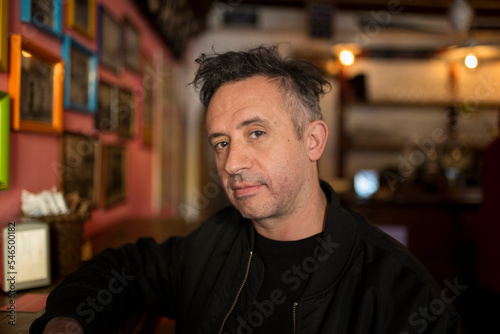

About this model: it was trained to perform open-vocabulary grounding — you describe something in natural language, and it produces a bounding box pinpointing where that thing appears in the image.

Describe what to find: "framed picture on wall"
[142,82,153,146]
[117,88,134,138]
[20,0,62,37]
[96,81,117,131]
[61,132,100,206]
[123,19,140,72]
[99,6,122,73]
[61,35,97,112]
[102,144,126,208]
[68,0,95,39]
[9,34,64,135]
[0,0,7,72]
[0,92,9,190]
[1,220,51,292]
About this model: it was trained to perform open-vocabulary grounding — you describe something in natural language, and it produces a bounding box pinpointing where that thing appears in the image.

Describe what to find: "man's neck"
[252,182,329,241]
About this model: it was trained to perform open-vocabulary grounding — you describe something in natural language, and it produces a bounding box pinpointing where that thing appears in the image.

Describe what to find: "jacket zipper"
[218,251,254,334]
[293,301,299,334]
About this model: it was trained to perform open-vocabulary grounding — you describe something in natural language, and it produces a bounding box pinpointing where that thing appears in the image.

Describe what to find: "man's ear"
[306,120,329,162]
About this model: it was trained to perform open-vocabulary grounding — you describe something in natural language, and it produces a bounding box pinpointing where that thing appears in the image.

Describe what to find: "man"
[31,46,460,333]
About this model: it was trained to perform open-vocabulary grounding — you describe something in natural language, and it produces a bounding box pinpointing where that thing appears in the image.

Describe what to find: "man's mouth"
[232,184,263,198]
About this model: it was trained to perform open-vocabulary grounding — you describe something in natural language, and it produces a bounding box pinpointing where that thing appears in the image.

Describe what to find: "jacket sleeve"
[379,268,462,334]
[29,233,192,333]
[349,212,462,334]
[366,245,462,334]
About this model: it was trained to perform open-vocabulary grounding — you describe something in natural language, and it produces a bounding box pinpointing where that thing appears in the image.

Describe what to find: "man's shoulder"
[344,207,435,282]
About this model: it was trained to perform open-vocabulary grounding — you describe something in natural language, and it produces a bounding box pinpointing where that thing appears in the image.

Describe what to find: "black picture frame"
[123,19,139,72]
[102,144,126,208]
[117,88,134,138]
[61,132,99,206]
[96,81,117,131]
[98,5,122,73]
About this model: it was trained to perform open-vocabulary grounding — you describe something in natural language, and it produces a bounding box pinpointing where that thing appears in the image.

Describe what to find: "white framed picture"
[1,219,51,292]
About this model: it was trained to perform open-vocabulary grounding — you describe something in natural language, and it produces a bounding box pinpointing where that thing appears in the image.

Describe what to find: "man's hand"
[42,317,84,334]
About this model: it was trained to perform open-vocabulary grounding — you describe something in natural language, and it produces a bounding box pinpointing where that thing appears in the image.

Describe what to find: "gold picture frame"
[9,34,64,135]
[68,0,95,39]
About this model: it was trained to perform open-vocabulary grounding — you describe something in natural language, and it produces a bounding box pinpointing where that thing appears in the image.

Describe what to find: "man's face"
[206,75,312,222]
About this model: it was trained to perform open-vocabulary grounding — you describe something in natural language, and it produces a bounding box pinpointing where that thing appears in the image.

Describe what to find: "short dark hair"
[192,45,331,139]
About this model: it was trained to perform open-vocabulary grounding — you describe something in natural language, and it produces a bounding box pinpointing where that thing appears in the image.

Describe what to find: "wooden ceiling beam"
[217,0,500,13]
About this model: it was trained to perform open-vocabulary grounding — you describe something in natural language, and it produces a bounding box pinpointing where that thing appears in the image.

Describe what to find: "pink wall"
[0,0,176,237]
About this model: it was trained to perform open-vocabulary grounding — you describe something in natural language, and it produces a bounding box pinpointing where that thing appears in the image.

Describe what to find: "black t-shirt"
[244,231,323,333]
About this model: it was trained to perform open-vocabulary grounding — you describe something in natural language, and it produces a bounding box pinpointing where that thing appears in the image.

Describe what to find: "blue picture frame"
[61,35,97,113]
[20,0,62,37]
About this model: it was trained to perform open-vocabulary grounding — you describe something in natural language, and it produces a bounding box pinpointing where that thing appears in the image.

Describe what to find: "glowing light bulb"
[21,50,32,58]
[464,54,478,69]
[339,49,355,66]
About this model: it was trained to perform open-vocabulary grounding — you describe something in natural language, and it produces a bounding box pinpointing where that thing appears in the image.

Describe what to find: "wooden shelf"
[346,100,500,109]
[343,143,489,152]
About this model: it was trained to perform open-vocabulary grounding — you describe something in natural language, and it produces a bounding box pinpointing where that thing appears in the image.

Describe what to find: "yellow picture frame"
[9,34,64,135]
[68,0,96,39]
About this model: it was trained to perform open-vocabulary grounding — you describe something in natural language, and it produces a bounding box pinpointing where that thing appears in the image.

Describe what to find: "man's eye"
[214,141,229,150]
[250,131,265,138]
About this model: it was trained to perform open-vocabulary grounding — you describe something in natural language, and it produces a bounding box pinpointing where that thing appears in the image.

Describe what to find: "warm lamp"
[339,49,355,66]
[464,54,478,69]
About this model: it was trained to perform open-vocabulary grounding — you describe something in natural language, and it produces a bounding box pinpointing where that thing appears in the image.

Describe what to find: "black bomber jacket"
[30,181,461,333]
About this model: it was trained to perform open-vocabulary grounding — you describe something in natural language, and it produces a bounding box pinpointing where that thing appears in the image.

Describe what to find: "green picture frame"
[0,92,9,190]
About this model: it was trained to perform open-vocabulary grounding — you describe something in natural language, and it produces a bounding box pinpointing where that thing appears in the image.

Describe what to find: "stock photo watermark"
[76,267,135,324]
[383,72,500,192]
[4,221,17,326]
[211,0,244,20]
[353,0,405,47]
[227,236,341,334]
[400,277,467,334]
[178,171,222,223]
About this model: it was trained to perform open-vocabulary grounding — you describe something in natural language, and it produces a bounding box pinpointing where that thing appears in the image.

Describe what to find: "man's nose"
[224,142,252,175]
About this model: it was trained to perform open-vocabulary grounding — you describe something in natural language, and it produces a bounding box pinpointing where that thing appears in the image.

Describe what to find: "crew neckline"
[254,230,323,258]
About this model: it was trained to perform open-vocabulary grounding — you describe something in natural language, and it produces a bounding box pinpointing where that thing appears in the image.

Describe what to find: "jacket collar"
[300,180,359,297]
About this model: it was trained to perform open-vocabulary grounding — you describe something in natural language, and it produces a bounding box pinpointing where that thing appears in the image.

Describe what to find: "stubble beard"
[226,172,299,223]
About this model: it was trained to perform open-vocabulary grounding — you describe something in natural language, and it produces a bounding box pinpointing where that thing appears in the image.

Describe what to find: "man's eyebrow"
[208,117,270,143]
[208,132,225,143]
[237,116,269,129]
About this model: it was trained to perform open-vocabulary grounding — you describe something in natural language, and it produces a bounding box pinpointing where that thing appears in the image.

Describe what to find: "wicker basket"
[37,213,90,277]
